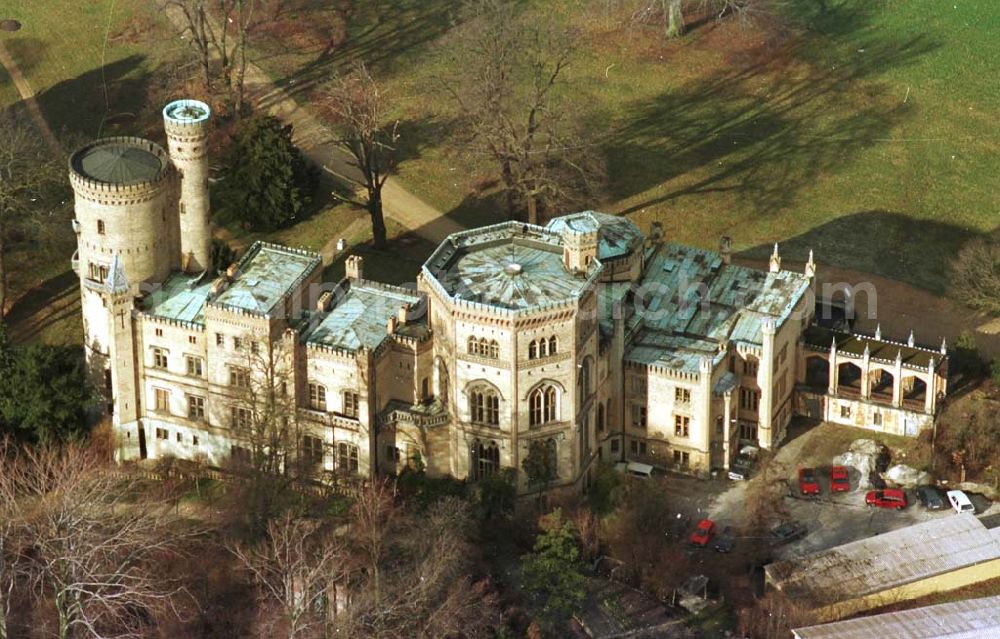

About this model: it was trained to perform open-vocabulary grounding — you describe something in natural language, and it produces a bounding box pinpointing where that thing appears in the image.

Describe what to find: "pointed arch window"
[471,439,500,480]
[548,336,558,355]
[529,385,559,427]
[469,387,500,426]
[529,340,538,359]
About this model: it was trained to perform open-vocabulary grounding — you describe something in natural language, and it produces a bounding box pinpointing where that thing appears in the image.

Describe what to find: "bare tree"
[949,237,1000,315]
[163,0,257,115]
[321,63,397,249]
[343,494,499,639]
[448,0,603,225]
[230,513,351,639]
[0,108,63,318]
[0,440,19,639]
[2,442,196,639]
[632,0,685,38]
[228,333,305,531]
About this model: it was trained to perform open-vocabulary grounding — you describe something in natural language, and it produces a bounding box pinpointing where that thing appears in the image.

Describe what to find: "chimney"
[225,263,240,281]
[561,227,599,273]
[316,291,333,313]
[345,255,364,280]
[387,316,398,334]
[719,236,732,265]
[398,303,411,324]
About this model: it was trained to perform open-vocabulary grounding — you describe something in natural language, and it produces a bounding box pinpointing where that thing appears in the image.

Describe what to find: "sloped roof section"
[305,281,423,352]
[212,242,320,317]
[792,595,1000,639]
[545,211,644,261]
[766,515,1000,606]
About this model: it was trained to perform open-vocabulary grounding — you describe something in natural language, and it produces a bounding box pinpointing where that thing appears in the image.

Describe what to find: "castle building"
[70,102,949,493]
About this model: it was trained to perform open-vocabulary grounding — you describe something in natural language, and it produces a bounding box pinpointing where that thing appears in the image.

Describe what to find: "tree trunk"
[665,0,684,38]
[500,160,517,220]
[369,195,387,250]
[526,195,539,226]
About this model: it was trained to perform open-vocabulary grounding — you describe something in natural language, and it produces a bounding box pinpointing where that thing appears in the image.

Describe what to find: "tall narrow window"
[337,442,359,472]
[229,367,250,388]
[470,388,500,426]
[186,355,203,377]
[529,385,559,427]
[309,383,327,411]
[154,388,170,413]
[631,404,647,428]
[152,348,168,369]
[674,415,690,437]
[488,340,499,359]
[187,395,205,420]
[301,435,324,471]
[472,440,500,479]
[97,219,105,235]
[548,336,558,355]
[529,340,538,359]
[343,391,359,418]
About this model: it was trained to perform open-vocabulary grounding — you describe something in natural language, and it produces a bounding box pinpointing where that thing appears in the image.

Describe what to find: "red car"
[866,488,908,510]
[830,466,850,492]
[798,468,820,496]
[690,519,716,546]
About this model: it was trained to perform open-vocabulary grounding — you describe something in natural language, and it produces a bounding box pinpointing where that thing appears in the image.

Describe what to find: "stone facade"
[70,102,949,494]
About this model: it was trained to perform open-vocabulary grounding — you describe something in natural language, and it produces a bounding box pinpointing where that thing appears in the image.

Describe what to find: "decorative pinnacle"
[907,330,915,347]
[896,349,902,364]
[831,336,838,352]
[875,324,881,341]
[940,337,947,354]
[863,343,870,359]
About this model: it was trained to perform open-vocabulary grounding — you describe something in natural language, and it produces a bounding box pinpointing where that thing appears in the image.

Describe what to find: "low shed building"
[792,595,1000,639]
[764,514,1000,621]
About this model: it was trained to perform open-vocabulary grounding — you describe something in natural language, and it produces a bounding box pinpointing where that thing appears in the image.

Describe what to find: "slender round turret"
[163,99,212,273]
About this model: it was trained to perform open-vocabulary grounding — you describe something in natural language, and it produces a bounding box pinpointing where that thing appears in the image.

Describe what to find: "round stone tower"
[162,99,212,273]
[69,135,173,360]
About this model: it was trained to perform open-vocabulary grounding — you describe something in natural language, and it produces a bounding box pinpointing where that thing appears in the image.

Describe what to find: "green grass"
[249,0,999,294]
[1,0,185,141]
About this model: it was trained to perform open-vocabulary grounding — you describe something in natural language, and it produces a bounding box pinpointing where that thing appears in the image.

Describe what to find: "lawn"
[249,0,999,294]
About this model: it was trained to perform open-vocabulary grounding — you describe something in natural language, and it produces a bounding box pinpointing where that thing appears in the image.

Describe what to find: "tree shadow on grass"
[31,53,151,143]
[257,0,460,109]
[737,210,989,294]
[608,29,939,217]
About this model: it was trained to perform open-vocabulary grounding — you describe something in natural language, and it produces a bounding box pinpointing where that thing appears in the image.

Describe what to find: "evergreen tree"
[0,335,91,444]
[216,115,318,231]
[520,509,587,635]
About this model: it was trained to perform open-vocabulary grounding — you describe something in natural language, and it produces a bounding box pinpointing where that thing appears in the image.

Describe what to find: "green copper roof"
[625,243,812,372]
[213,243,320,316]
[73,140,165,185]
[143,272,212,324]
[424,222,595,311]
[545,211,644,261]
[305,281,422,352]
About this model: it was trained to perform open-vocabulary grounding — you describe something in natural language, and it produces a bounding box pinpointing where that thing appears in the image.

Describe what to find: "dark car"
[916,486,946,510]
[769,521,808,545]
[728,446,759,481]
[713,526,735,553]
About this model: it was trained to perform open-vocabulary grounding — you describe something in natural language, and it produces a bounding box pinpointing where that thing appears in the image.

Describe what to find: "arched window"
[479,337,490,356]
[489,340,499,359]
[472,440,500,480]
[548,336,558,355]
[529,340,538,360]
[467,336,479,355]
[597,402,605,432]
[529,385,559,427]
[470,388,500,426]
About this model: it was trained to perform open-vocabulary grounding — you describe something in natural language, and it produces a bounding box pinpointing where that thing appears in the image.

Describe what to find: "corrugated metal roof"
[766,515,1000,605]
[793,595,1000,639]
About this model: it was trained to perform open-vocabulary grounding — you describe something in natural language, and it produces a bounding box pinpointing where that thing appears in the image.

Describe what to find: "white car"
[946,490,975,514]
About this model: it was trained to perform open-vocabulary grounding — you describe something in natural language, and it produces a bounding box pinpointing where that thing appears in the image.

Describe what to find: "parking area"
[647,421,999,563]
